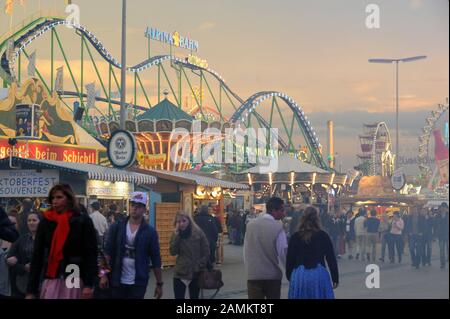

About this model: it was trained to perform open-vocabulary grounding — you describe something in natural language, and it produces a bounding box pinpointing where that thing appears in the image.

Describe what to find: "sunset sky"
[1,0,448,173]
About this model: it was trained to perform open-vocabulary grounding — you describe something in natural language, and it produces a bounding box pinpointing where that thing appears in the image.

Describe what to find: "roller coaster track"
[0,16,328,169]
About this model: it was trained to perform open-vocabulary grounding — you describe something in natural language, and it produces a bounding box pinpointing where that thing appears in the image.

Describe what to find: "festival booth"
[132,168,248,266]
[235,153,352,208]
[340,176,426,216]
[0,156,157,212]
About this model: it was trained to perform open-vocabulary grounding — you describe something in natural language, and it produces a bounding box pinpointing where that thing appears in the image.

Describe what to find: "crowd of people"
[0,184,448,300]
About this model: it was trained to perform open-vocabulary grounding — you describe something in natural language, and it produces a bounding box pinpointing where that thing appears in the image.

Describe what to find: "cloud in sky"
[196,21,216,31]
[409,0,425,10]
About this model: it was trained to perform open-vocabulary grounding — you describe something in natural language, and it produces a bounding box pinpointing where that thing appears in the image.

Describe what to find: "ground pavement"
[145,241,449,299]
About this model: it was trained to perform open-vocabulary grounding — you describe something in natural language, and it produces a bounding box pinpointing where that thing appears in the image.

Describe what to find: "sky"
[0,0,448,173]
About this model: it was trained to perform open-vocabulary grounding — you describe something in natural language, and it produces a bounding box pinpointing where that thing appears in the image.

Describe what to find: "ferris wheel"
[358,122,394,176]
[418,99,449,184]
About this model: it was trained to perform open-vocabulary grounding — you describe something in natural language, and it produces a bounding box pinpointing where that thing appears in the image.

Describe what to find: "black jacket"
[404,215,426,236]
[434,214,449,241]
[194,212,219,244]
[286,230,339,285]
[0,206,19,243]
[27,212,98,296]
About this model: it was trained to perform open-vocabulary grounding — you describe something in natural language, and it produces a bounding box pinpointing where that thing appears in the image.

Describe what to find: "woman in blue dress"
[286,206,339,299]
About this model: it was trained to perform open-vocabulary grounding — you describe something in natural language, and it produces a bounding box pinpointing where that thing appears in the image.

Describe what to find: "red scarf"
[44,210,73,278]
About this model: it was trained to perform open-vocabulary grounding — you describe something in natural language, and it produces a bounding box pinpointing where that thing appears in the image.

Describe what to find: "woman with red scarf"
[25,184,98,299]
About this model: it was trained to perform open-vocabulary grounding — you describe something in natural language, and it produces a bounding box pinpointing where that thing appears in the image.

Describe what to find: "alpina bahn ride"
[0,11,327,170]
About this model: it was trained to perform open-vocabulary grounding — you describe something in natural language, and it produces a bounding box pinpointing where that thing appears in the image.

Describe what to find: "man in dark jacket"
[404,206,426,269]
[103,192,163,299]
[194,205,219,264]
[422,208,434,267]
[435,203,449,269]
[0,206,19,243]
[344,210,356,260]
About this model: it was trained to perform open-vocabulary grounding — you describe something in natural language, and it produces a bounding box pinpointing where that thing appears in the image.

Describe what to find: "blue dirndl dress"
[288,263,335,299]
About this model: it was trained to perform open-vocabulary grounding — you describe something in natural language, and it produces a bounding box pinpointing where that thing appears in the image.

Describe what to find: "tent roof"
[241,154,328,174]
[137,98,193,122]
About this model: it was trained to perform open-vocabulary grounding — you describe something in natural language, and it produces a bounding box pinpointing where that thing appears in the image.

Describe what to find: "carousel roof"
[137,98,193,122]
[241,153,329,174]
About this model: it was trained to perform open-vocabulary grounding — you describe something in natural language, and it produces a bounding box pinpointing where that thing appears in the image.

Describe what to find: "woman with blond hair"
[286,206,339,299]
[170,211,210,299]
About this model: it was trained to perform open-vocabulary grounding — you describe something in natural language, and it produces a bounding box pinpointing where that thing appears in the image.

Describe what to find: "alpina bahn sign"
[145,27,199,52]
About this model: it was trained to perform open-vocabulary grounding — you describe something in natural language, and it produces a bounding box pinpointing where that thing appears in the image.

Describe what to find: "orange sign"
[0,138,98,164]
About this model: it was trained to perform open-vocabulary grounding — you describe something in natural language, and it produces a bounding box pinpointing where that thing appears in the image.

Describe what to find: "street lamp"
[119,0,127,130]
[368,55,427,170]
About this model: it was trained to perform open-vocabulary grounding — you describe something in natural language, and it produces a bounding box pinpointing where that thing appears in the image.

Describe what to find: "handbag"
[197,268,224,299]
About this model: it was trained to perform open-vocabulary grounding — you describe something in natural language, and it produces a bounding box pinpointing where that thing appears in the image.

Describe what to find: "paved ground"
[146,241,449,299]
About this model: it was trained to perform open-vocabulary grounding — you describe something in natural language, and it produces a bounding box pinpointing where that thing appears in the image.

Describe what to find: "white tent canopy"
[241,154,328,174]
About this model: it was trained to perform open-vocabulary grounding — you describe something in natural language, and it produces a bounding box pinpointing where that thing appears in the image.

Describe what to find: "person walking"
[17,199,34,237]
[344,210,356,260]
[435,203,449,269]
[286,206,339,299]
[327,212,342,259]
[244,197,287,299]
[26,184,98,299]
[405,206,426,269]
[388,212,404,264]
[89,201,109,250]
[378,214,391,263]
[194,206,219,264]
[364,210,380,263]
[103,192,163,299]
[354,209,367,261]
[0,206,19,243]
[422,208,434,267]
[6,212,41,298]
[170,211,210,299]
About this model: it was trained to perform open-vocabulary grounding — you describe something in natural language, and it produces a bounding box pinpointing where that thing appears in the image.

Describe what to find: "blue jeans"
[439,240,449,267]
[422,238,432,265]
[111,284,147,299]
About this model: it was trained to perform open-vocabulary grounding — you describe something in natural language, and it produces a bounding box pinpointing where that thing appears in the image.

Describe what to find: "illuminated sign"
[86,180,133,197]
[0,138,98,164]
[187,55,208,68]
[107,130,137,169]
[0,170,59,197]
[145,27,199,52]
[137,152,167,168]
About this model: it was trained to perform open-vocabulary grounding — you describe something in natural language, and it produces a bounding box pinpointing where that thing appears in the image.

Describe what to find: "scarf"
[179,224,192,239]
[43,210,73,278]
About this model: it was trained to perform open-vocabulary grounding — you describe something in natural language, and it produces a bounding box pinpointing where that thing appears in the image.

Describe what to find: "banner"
[0,138,98,164]
[55,66,64,92]
[27,51,36,77]
[0,169,59,197]
[15,104,41,139]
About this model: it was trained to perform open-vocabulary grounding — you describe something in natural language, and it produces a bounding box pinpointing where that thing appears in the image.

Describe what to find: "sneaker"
[379,258,385,263]
[355,253,360,260]
[348,255,353,260]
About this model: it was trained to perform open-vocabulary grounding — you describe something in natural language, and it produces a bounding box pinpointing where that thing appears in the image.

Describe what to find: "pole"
[119,0,127,129]
[395,61,399,170]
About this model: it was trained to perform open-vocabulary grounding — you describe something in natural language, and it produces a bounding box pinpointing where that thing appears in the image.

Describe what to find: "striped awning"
[3,157,157,185]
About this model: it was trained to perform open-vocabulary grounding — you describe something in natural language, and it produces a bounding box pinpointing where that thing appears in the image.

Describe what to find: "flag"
[85,82,96,108]
[5,0,14,16]
[6,39,14,62]
[27,50,36,77]
[55,66,64,92]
